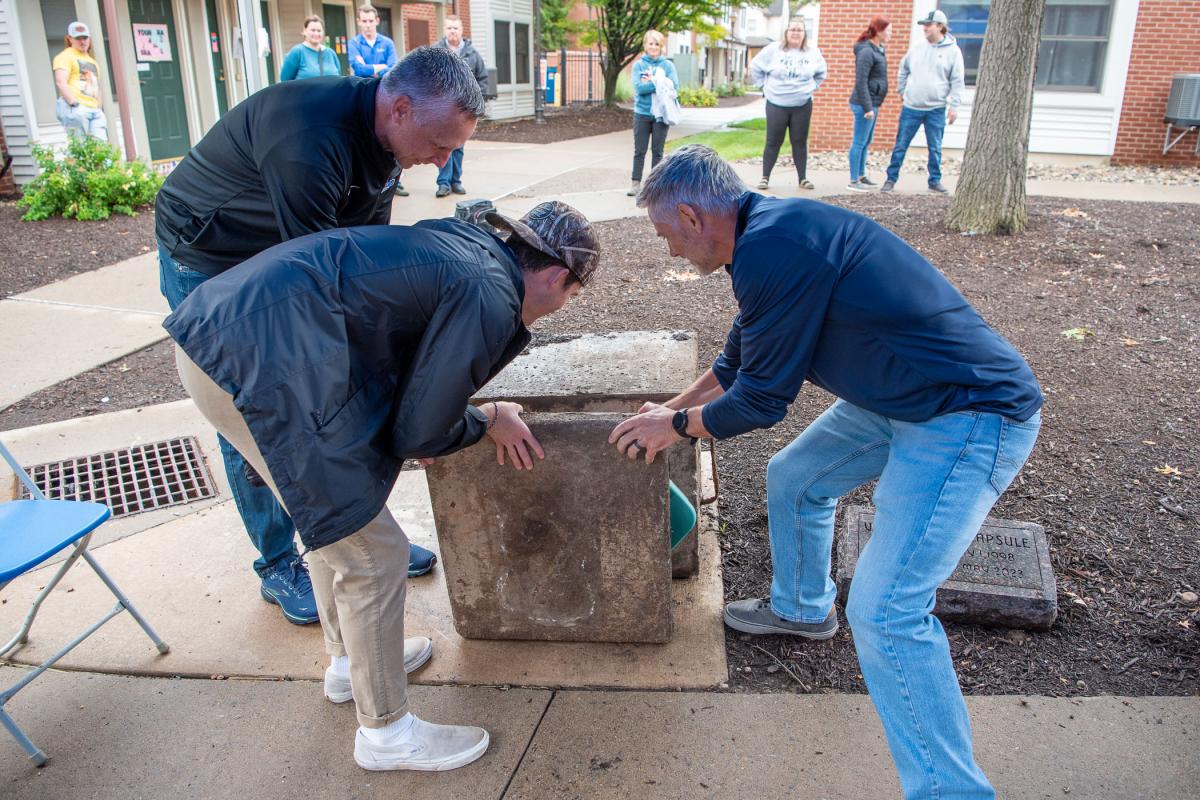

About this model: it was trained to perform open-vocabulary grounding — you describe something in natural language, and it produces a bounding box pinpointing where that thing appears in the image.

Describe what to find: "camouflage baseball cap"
[486,201,600,286]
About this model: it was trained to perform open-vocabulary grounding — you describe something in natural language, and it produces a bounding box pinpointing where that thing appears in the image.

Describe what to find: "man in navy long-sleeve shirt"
[611,145,1041,800]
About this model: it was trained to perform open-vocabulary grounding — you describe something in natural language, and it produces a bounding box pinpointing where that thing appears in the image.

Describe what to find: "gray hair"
[636,145,747,216]
[381,45,486,119]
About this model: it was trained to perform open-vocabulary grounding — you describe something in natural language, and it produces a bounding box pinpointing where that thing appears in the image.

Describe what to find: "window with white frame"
[939,0,1112,91]
[493,19,531,86]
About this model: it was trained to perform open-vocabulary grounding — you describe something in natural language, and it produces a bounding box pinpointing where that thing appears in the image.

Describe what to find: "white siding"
[485,0,533,120]
[0,0,37,183]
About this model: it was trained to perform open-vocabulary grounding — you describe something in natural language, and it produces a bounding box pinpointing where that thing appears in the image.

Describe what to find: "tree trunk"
[603,61,622,105]
[946,0,1046,235]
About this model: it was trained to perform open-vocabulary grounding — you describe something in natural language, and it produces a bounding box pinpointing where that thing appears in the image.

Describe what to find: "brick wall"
[809,2,913,153]
[400,3,441,51]
[1111,0,1200,166]
[0,118,16,199]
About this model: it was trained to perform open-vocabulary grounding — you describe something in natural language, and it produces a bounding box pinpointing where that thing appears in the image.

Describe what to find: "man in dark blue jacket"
[611,145,1040,800]
[165,201,599,772]
[155,47,483,622]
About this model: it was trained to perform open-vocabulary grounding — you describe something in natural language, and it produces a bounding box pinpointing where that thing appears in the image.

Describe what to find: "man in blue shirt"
[349,4,408,195]
[611,145,1042,800]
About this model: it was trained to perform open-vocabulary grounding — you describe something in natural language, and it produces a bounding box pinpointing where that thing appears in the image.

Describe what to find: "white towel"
[650,69,680,126]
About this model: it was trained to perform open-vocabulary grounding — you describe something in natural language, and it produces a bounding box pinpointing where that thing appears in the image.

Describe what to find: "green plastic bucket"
[669,480,697,550]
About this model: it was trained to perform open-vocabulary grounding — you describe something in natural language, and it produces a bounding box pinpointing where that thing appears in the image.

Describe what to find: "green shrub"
[17,136,163,221]
[715,82,747,98]
[614,70,634,103]
[678,86,719,108]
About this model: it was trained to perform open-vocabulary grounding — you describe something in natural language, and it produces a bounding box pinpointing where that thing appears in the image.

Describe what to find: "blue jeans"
[436,147,464,187]
[56,98,108,141]
[886,105,947,186]
[766,400,1040,799]
[848,103,877,182]
[157,244,299,576]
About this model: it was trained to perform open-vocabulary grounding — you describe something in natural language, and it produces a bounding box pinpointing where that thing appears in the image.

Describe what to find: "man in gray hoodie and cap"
[881,9,964,194]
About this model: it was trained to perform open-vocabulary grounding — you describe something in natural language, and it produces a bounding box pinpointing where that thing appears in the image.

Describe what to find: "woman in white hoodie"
[750,18,826,190]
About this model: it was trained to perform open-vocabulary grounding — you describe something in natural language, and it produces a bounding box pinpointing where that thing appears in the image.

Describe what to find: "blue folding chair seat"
[0,441,168,766]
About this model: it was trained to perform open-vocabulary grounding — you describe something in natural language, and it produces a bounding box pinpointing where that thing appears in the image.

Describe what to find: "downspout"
[99,0,138,160]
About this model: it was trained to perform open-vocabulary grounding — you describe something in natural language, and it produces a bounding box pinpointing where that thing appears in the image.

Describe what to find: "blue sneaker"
[260,556,319,625]
[409,543,438,578]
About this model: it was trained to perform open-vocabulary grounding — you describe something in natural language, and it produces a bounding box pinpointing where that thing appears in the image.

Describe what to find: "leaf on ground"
[664,270,700,282]
[1057,207,1089,219]
[1153,465,1183,477]
[1121,338,1140,347]
[1061,327,1096,341]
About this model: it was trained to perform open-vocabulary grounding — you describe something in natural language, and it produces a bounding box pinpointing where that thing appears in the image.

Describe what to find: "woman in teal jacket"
[627,29,679,196]
[280,15,342,80]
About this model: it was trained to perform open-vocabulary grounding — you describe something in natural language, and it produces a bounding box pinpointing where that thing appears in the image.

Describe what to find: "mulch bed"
[473,105,632,144]
[715,94,761,108]
[0,201,157,298]
[2,195,1196,700]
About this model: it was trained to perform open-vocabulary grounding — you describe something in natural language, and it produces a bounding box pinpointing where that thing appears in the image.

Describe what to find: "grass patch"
[666,126,765,160]
[730,118,766,131]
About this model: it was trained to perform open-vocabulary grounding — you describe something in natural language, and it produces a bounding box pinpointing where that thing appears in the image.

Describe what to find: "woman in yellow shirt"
[53,21,108,140]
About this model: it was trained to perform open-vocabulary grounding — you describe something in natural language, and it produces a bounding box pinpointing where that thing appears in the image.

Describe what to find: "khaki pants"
[176,346,410,728]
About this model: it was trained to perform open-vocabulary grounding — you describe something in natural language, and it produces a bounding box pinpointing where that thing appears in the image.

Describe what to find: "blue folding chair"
[0,440,169,766]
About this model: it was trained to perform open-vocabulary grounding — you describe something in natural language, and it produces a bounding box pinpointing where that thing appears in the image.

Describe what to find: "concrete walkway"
[2,665,1194,798]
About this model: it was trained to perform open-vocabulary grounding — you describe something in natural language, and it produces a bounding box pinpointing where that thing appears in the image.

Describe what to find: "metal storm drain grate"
[23,437,217,517]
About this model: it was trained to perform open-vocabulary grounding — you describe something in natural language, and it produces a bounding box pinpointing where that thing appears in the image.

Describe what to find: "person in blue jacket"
[626,29,678,197]
[166,202,599,772]
[614,145,1042,800]
[348,4,397,77]
[280,16,342,81]
[348,4,411,196]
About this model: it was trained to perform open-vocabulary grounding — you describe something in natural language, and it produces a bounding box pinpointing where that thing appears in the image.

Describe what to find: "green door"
[322,4,349,75]
[261,1,276,84]
[204,0,229,115]
[129,0,190,160]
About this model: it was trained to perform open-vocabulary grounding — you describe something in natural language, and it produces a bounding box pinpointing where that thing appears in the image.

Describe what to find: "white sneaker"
[324,636,433,704]
[626,181,641,197]
[846,181,870,192]
[355,715,490,771]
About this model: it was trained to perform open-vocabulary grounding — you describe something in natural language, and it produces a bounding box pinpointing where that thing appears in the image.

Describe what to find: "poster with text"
[133,23,172,62]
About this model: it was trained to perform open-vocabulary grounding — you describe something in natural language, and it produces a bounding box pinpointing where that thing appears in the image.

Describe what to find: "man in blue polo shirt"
[349,4,408,196]
[611,145,1041,800]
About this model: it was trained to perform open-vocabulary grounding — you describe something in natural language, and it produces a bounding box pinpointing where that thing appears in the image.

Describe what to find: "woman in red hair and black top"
[847,16,891,191]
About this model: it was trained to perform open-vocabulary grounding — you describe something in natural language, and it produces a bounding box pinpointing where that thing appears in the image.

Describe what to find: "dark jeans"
[436,147,464,187]
[886,105,947,186]
[157,243,299,577]
[631,113,668,181]
[763,99,813,181]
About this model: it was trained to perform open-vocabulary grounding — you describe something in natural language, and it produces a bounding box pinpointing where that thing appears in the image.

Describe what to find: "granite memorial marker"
[836,505,1057,630]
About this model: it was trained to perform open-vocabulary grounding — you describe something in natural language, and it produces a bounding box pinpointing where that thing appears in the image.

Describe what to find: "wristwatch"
[672,408,698,444]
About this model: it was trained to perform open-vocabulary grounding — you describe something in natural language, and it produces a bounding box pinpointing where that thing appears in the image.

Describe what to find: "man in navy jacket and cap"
[612,145,1040,800]
[165,201,599,772]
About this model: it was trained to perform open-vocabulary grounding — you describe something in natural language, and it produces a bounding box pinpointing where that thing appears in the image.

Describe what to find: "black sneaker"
[451,182,466,195]
[435,185,451,198]
[723,599,838,639]
[858,176,877,186]
[880,180,895,193]
[929,182,949,194]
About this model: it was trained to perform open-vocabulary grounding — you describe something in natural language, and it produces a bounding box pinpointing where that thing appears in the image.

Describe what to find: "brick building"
[1,0,534,190]
[808,0,1199,167]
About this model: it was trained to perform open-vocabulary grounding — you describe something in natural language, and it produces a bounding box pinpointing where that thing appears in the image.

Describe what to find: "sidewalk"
[2,664,1194,798]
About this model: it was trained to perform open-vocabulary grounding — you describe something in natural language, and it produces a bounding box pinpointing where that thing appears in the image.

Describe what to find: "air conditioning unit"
[1162,73,1200,155]
[1165,73,1200,127]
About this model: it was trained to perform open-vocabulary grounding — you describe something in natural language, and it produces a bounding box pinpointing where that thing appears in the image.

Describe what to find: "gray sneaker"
[880,180,895,193]
[929,182,949,194]
[626,180,641,197]
[723,599,838,639]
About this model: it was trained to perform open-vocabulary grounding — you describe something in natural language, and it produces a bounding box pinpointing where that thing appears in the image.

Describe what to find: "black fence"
[542,49,607,106]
